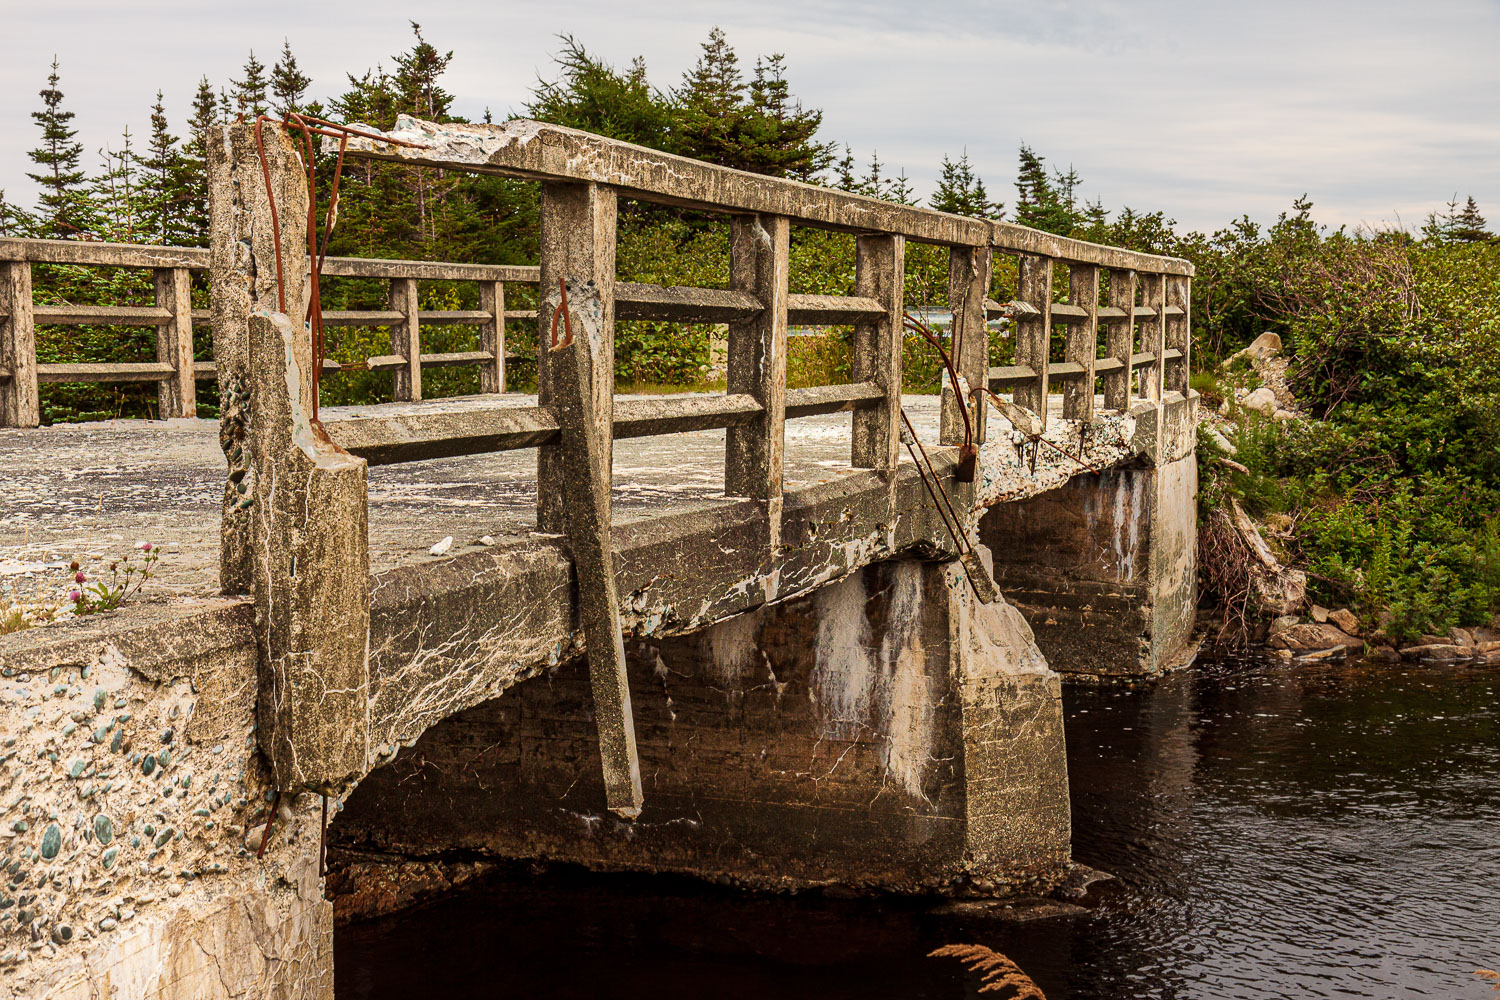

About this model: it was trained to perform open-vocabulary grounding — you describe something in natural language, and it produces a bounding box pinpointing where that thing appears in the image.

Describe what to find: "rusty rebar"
[550,278,575,349]
[900,409,969,553]
[256,790,282,860]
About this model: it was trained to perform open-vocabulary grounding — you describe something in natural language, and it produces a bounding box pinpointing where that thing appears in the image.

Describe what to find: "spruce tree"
[529,37,674,147]
[931,151,999,218]
[181,77,218,243]
[271,39,312,116]
[1014,144,1073,234]
[26,57,94,238]
[744,54,832,180]
[140,92,192,244]
[232,51,270,116]
[1449,196,1491,243]
[92,127,141,240]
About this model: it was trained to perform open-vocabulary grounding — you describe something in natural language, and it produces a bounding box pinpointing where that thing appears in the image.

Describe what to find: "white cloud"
[2,0,1496,233]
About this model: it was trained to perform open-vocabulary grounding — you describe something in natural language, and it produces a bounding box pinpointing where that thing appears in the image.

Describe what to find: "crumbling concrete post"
[539,182,642,818]
[940,245,991,451]
[1014,255,1053,427]
[0,258,39,428]
[725,213,790,499]
[1104,268,1136,410]
[851,233,904,472]
[209,121,371,791]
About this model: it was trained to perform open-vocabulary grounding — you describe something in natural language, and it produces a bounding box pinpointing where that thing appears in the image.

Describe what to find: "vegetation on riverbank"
[4,25,1497,637]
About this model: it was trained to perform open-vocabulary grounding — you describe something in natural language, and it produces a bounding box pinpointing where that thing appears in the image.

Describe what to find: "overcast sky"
[4,0,1498,234]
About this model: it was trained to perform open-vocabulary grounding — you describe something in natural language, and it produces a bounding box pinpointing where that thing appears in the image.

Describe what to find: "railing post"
[536,181,640,818]
[0,259,39,427]
[390,276,421,401]
[1166,274,1191,395]
[1014,255,1053,428]
[154,266,196,418]
[1063,264,1099,421]
[1142,273,1167,402]
[1104,269,1136,411]
[209,120,371,791]
[479,279,506,393]
[941,245,992,447]
[851,233,904,471]
[538,181,617,534]
[725,214,789,499]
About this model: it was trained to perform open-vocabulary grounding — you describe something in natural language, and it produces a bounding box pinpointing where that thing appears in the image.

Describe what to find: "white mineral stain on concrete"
[705,610,760,689]
[810,572,873,740]
[880,562,936,802]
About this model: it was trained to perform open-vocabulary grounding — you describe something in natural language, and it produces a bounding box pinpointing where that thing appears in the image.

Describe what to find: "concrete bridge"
[0,118,1197,998]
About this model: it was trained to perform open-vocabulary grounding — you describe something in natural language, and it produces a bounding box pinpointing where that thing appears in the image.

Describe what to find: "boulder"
[1472,627,1500,644]
[1241,387,1278,415]
[1328,608,1360,635]
[1293,645,1346,662]
[1221,332,1282,366]
[1310,605,1330,623]
[1266,623,1363,652]
[1398,643,1468,664]
[1268,614,1301,637]
[1365,645,1401,664]
[1449,627,1474,646]
[1273,408,1298,421]
[1203,425,1238,456]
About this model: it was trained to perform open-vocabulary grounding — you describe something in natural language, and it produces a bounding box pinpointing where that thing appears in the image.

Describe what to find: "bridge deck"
[1,394,947,608]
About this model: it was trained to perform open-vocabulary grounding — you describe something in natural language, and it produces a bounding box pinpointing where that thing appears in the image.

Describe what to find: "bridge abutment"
[980,400,1199,681]
[332,553,1070,896]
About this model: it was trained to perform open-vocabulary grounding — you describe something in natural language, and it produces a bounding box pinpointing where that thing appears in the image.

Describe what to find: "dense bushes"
[1198,227,1500,638]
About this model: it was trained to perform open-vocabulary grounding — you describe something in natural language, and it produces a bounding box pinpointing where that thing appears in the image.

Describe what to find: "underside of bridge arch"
[328,552,1071,899]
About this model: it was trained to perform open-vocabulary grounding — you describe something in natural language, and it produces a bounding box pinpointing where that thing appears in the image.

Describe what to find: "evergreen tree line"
[2,23,1494,412]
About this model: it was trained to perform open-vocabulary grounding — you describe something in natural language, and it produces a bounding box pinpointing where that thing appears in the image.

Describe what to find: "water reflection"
[336,660,1500,999]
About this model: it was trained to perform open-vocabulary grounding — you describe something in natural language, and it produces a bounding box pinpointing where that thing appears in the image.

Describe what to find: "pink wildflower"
[68,590,82,603]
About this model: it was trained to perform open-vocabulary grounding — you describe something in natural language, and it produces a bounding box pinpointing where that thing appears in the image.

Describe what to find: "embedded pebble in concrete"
[0,630,324,989]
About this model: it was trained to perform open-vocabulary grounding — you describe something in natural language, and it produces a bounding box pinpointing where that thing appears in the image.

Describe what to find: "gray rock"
[1267,623,1362,652]
[1241,387,1278,415]
[1399,643,1468,663]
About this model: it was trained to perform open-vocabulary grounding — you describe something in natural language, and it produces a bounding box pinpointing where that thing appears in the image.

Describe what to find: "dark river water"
[336,660,1500,999]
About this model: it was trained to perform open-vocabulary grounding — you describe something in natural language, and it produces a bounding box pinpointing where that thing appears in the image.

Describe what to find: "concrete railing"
[0,237,533,424]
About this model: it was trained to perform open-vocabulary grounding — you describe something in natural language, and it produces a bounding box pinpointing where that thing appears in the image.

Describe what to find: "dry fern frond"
[929,943,1046,998]
[1477,969,1500,991]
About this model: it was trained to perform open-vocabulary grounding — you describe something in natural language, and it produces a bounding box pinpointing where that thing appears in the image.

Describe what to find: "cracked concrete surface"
[0,394,943,603]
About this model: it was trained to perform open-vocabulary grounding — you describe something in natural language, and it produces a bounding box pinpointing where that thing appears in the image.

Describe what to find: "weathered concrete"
[210,122,373,793]
[336,115,1195,275]
[0,602,330,999]
[334,551,1069,895]
[0,111,1201,1000]
[979,399,1199,680]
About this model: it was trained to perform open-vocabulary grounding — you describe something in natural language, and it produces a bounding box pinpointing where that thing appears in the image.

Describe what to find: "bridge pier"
[332,552,1070,896]
[980,397,1200,681]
